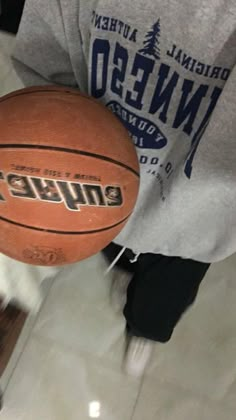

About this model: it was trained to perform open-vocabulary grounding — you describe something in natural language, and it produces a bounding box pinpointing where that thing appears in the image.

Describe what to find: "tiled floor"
[0,31,23,96]
[1,31,236,420]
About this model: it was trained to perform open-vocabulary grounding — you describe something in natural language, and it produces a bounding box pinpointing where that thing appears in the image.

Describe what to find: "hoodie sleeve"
[12,0,78,88]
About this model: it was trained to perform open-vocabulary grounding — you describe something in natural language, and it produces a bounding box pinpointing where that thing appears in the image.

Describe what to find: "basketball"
[0,86,140,266]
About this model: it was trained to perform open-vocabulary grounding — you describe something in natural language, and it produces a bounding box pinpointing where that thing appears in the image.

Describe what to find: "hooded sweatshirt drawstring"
[105,246,140,275]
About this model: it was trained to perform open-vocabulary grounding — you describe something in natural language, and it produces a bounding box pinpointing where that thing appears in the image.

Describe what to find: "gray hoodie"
[12,0,236,262]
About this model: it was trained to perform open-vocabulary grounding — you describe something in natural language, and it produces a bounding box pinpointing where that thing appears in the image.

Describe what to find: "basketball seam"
[0,213,131,235]
[0,87,95,104]
[0,144,140,178]
[0,87,115,118]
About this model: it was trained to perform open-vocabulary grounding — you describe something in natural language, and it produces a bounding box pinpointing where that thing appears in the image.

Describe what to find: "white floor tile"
[132,378,235,420]
[0,335,140,420]
[222,377,236,410]
[0,31,23,96]
[0,31,16,55]
[33,254,127,369]
[1,276,55,393]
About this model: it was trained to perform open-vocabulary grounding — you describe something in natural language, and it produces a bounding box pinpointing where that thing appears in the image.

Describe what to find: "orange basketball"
[0,86,139,266]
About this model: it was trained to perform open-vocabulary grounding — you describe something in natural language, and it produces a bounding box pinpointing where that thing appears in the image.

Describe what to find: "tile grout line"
[130,374,146,420]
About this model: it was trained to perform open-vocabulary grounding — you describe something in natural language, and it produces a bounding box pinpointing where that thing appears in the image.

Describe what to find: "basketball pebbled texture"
[0,86,140,266]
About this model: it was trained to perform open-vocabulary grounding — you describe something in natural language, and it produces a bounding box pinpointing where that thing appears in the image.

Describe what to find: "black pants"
[0,0,25,34]
[103,243,210,343]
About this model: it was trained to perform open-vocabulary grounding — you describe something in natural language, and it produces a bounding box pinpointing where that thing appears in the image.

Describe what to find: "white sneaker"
[110,268,132,313]
[124,336,153,377]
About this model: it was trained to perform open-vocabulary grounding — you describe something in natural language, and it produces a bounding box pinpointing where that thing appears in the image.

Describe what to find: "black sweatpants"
[104,243,210,343]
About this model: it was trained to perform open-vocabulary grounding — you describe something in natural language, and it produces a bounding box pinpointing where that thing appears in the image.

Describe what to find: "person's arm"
[12,0,77,87]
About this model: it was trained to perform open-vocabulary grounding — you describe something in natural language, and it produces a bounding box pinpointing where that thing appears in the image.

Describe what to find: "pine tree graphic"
[139,19,161,60]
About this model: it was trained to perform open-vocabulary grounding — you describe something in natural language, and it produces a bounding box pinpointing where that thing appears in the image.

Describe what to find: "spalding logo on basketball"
[0,86,140,266]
